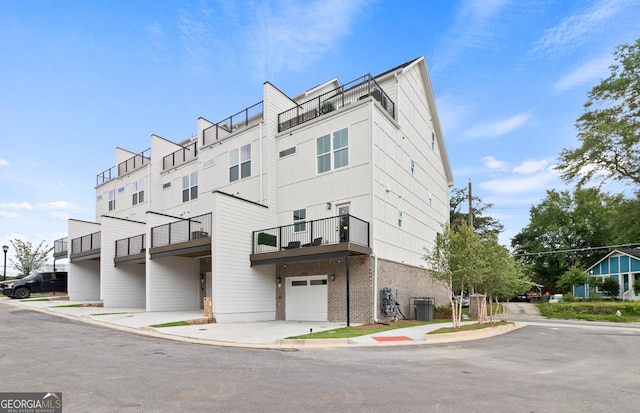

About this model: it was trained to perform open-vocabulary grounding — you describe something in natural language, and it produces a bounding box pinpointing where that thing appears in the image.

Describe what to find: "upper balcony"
[53,238,68,259]
[250,214,371,266]
[203,101,263,147]
[70,231,101,262]
[277,74,395,133]
[163,140,197,171]
[97,149,151,187]
[114,234,146,266]
[149,213,212,258]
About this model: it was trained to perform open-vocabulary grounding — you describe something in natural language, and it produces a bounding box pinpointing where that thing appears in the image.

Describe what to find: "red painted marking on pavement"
[372,335,413,342]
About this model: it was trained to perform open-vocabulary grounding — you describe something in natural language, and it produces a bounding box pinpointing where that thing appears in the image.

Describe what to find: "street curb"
[0,299,526,349]
[423,322,526,344]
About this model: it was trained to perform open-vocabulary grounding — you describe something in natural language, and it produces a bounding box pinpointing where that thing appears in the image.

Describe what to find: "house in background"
[573,249,640,300]
[53,57,454,324]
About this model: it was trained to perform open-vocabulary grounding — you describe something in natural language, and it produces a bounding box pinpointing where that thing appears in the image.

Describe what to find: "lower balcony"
[53,238,68,259]
[114,234,146,266]
[250,215,371,266]
[149,213,212,259]
[70,231,101,262]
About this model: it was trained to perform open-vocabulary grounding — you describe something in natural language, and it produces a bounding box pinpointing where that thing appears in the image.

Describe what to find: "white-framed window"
[108,189,116,211]
[279,146,296,158]
[316,128,348,174]
[317,134,331,174]
[333,128,349,169]
[293,208,306,232]
[132,178,144,205]
[182,172,198,202]
[230,144,251,182]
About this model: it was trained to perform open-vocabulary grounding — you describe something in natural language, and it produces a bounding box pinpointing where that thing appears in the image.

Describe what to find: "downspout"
[259,121,264,204]
[373,252,378,322]
[371,81,380,323]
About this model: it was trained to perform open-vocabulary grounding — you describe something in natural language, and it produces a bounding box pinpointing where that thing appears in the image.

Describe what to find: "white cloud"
[513,159,551,174]
[0,211,20,219]
[38,201,78,211]
[245,0,372,78]
[553,55,612,92]
[482,156,510,171]
[480,171,558,195]
[432,0,510,70]
[436,94,473,136]
[35,201,81,220]
[533,0,630,54]
[0,159,8,167]
[464,112,531,140]
[0,202,33,210]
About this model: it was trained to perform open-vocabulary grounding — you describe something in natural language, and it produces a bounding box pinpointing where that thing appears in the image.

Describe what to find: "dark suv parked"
[2,271,67,299]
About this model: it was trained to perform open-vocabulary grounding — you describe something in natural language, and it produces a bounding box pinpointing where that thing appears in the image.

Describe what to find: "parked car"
[512,294,530,302]
[2,271,67,299]
[452,295,470,307]
[549,294,564,303]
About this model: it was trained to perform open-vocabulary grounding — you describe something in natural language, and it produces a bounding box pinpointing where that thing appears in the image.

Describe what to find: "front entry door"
[338,204,350,242]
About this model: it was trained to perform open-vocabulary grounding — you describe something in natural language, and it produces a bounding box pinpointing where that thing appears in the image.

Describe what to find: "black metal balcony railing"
[54,238,68,255]
[252,214,369,254]
[115,234,146,257]
[278,74,395,133]
[163,141,197,170]
[203,101,263,147]
[71,231,101,254]
[97,148,151,186]
[151,213,212,248]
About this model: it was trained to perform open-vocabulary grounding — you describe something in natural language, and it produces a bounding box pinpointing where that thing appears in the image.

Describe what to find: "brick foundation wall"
[275,256,448,324]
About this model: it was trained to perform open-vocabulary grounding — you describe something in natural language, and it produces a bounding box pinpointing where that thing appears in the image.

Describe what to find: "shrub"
[433,306,451,319]
[563,293,575,302]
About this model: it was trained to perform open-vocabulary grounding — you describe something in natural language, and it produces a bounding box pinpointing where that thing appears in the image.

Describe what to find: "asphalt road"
[1,304,639,413]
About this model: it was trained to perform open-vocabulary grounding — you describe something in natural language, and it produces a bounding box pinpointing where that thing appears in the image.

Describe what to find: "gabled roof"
[585,248,640,273]
[375,57,454,187]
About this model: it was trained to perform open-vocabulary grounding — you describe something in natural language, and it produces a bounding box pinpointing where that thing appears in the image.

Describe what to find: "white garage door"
[286,275,328,321]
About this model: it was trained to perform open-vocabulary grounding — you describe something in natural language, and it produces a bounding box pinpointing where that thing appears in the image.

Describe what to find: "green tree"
[556,264,592,294]
[449,187,504,237]
[473,235,529,323]
[609,191,640,244]
[512,188,617,291]
[423,222,481,327]
[9,239,53,276]
[600,277,620,299]
[558,39,640,188]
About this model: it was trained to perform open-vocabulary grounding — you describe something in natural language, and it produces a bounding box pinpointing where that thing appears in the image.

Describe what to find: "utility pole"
[468,180,473,228]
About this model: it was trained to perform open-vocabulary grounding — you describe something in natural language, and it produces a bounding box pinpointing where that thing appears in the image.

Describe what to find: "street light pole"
[2,245,8,281]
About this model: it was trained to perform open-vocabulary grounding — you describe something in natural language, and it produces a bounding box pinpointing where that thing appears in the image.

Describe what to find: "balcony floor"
[250,242,371,266]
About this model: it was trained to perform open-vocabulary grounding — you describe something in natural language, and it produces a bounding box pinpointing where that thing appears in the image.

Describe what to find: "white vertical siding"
[371,60,450,267]
[67,219,102,300]
[101,216,146,308]
[275,102,373,226]
[146,212,200,311]
[212,192,276,322]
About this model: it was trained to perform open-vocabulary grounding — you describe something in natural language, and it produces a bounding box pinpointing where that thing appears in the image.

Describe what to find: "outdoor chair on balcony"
[283,241,301,250]
[302,237,323,247]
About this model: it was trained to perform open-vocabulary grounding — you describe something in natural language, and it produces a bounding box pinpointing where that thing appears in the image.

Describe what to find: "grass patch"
[537,302,640,322]
[287,320,440,339]
[428,321,511,335]
[23,298,51,302]
[53,304,81,308]
[91,312,128,316]
[150,321,190,328]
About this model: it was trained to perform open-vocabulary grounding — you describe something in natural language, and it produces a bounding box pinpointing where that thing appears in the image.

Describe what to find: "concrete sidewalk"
[1,297,523,348]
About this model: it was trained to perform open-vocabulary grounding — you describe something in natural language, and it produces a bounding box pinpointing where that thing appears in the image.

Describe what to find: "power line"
[513,242,640,257]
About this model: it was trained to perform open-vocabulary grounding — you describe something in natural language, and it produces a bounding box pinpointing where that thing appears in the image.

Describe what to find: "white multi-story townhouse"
[53,57,454,324]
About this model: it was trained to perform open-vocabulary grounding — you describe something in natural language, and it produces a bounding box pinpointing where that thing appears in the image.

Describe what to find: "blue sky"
[1,0,639,274]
